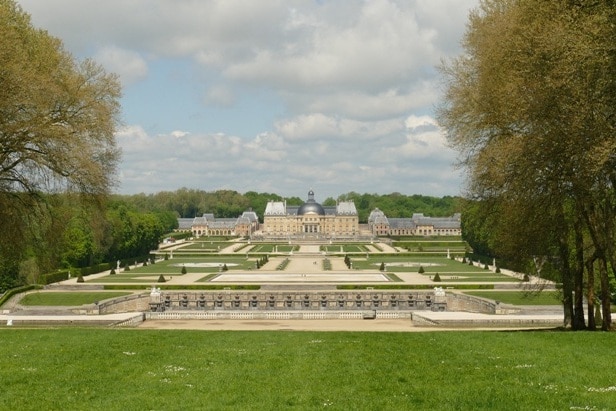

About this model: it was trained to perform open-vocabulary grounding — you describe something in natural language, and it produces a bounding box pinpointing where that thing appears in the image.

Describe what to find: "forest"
[115,188,462,223]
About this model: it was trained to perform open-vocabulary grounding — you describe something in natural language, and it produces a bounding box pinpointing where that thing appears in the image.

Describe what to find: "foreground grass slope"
[2,329,615,410]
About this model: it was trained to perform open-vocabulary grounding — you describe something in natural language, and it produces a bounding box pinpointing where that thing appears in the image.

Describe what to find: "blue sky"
[18,0,479,200]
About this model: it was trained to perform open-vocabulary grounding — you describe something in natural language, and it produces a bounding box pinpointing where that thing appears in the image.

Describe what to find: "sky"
[18,0,479,200]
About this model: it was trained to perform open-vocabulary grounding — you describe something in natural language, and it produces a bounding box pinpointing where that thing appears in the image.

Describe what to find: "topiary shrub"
[124,264,131,272]
[181,265,187,274]
[496,267,501,273]
[418,266,425,274]
[157,274,166,283]
[523,273,530,282]
[379,262,385,271]
[164,253,169,261]
[461,257,467,263]
[110,268,116,275]
[76,275,84,283]
[433,273,441,282]
[222,264,228,271]
[484,263,489,270]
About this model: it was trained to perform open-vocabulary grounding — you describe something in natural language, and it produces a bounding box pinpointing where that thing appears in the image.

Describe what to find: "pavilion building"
[191,210,259,237]
[368,208,461,236]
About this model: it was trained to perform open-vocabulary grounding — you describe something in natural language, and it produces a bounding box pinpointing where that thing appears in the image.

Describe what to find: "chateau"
[260,189,359,238]
[188,189,461,238]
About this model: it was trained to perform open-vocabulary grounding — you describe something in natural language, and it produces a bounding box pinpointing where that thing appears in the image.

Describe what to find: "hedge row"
[0,284,43,307]
[40,270,71,285]
[80,263,112,276]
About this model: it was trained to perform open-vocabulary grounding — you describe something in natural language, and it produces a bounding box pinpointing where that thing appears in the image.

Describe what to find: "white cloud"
[383,115,454,161]
[18,0,478,198]
[275,113,403,142]
[203,85,236,107]
[94,46,148,86]
[170,130,189,139]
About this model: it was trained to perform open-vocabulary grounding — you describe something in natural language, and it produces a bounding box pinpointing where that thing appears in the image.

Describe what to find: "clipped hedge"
[80,263,112,277]
[40,270,71,285]
[0,284,43,307]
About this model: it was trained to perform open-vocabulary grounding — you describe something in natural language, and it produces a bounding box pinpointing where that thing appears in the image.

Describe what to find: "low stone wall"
[446,293,496,314]
[147,290,443,313]
[98,294,150,314]
[98,290,445,314]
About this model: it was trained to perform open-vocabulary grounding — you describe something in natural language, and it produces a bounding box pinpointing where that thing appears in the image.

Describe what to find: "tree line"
[0,193,178,292]
[439,0,616,330]
[115,189,462,223]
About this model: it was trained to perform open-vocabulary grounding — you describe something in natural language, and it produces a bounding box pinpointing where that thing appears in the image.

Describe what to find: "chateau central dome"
[297,189,325,215]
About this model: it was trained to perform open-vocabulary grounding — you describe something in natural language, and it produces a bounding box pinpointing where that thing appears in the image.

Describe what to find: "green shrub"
[379,262,385,271]
[222,264,228,271]
[496,267,501,273]
[40,270,70,285]
[523,273,530,282]
[433,273,442,282]
[76,275,84,283]
[157,275,166,283]
[418,266,425,274]
[181,265,187,274]
[124,265,130,271]
[110,268,116,275]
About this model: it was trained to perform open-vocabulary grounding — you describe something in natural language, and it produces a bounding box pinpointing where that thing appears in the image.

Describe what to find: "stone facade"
[260,189,359,238]
[368,209,461,236]
[191,211,259,237]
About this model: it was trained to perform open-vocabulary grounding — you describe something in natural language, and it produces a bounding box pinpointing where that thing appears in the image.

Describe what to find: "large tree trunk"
[572,219,586,330]
[586,257,597,331]
[598,258,612,331]
[559,236,574,329]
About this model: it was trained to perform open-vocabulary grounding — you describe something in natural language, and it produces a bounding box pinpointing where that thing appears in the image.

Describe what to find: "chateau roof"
[264,201,286,216]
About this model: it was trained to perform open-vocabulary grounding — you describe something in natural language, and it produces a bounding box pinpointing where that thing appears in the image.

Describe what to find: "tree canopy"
[116,189,461,223]
[439,0,616,329]
[0,0,121,289]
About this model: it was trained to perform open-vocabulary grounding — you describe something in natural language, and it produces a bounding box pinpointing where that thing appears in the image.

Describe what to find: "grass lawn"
[88,258,257,283]
[177,241,233,251]
[1,329,615,410]
[463,291,562,305]
[19,292,132,306]
[321,244,367,253]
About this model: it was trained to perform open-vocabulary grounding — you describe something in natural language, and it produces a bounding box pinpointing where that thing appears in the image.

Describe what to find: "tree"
[438,0,616,329]
[0,1,120,195]
[0,1,121,291]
